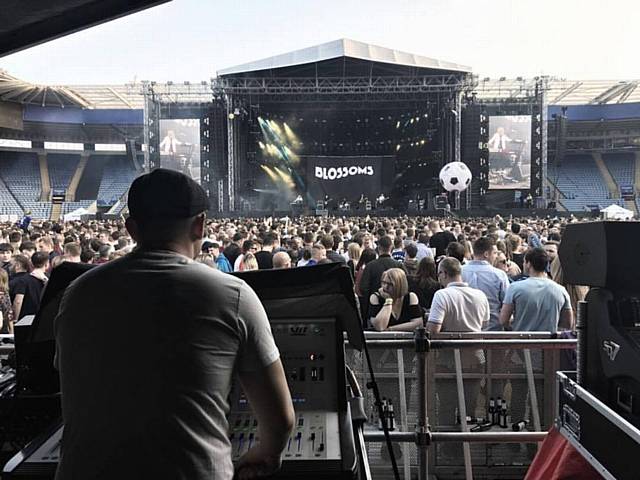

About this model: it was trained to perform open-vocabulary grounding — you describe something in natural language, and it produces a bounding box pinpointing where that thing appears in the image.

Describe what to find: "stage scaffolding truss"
[143,73,473,213]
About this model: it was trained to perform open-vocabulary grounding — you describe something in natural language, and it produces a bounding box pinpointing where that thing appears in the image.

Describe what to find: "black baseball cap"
[128,169,209,220]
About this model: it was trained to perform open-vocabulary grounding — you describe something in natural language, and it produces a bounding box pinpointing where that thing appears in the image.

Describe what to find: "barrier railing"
[346,330,576,480]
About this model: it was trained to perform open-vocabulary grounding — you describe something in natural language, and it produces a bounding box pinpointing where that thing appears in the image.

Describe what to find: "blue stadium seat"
[549,154,625,211]
[97,156,137,207]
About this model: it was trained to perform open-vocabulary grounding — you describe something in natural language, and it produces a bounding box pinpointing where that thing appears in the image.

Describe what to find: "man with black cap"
[54,169,294,480]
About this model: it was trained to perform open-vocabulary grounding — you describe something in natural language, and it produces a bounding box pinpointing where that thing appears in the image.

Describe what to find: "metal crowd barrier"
[345,330,577,480]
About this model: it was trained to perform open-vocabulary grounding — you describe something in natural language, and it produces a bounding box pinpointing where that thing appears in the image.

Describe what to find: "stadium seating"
[548,153,624,211]
[48,153,80,190]
[0,151,51,217]
[602,152,635,190]
[0,175,23,216]
[61,200,94,215]
[97,156,137,207]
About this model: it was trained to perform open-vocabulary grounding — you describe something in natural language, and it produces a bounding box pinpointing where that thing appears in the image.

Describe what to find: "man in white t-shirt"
[54,169,294,480]
[428,257,489,422]
[428,257,489,334]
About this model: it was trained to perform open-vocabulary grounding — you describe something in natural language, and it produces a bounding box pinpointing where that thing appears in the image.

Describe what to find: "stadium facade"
[1,39,639,219]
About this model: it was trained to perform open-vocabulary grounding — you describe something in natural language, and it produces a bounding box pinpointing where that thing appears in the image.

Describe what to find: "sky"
[2,0,639,85]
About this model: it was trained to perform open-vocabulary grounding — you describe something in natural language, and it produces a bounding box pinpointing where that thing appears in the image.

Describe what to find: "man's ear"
[125,217,140,243]
[190,213,206,241]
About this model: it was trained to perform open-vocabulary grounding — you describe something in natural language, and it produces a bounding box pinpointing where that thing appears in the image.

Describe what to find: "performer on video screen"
[488,127,512,152]
[159,130,182,155]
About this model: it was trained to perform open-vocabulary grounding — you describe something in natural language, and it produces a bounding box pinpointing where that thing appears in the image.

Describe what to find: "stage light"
[258,141,265,149]
[261,165,278,182]
[283,123,298,144]
[410,118,414,124]
[420,140,426,145]
[234,108,241,115]
[228,113,235,120]
[274,167,295,188]
[396,121,400,129]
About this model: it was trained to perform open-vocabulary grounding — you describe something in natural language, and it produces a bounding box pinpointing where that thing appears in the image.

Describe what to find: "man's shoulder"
[76,252,245,290]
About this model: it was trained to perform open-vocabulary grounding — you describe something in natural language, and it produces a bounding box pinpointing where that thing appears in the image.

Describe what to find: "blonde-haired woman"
[242,252,259,271]
[346,242,361,278]
[369,268,423,331]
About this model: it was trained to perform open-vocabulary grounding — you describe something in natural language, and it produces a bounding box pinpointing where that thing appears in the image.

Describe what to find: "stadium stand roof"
[0,70,92,108]
[475,78,640,105]
[0,0,170,57]
[3,77,640,111]
[217,38,472,77]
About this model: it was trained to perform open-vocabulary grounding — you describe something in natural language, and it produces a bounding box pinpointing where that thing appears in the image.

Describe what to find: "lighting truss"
[212,75,472,97]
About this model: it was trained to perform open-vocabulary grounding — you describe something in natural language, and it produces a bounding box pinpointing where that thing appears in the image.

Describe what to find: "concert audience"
[242,252,259,271]
[403,242,419,277]
[272,251,292,269]
[445,241,466,264]
[427,220,456,257]
[234,240,257,271]
[427,257,489,334]
[255,233,277,269]
[500,247,573,333]
[391,237,405,261]
[427,257,488,423]
[462,237,510,331]
[346,242,361,278]
[321,234,346,264]
[0,243,13,277]
[415,233,432,261]
[359,235,402,318]
[0,269,15,334]
[408,256,440,311]
[11,251,48,320]
[369,268,423,331]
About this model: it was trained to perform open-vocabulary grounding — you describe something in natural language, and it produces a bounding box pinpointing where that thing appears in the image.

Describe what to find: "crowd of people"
[34,169,589,480]
[0,210,584,338]
[196,214,580,336]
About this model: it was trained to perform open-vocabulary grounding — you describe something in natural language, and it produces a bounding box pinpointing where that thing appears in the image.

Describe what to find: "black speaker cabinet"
[559,221,640,291]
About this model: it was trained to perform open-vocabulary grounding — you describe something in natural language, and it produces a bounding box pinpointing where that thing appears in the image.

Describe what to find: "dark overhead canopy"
[0,0,171,58]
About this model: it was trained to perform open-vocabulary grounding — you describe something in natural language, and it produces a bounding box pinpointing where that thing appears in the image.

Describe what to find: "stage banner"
[304,156,385,202]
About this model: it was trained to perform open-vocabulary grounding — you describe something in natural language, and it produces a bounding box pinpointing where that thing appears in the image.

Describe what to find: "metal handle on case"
[562,375,577,401]
[562,404,581,440]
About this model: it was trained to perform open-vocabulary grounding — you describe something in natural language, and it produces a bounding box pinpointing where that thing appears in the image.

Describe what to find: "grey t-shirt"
[54,249,279,480]
[503,276,571,333]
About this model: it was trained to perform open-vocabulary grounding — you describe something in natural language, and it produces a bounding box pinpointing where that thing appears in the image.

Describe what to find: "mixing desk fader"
[227,317,357,479]
[228,411,341,461]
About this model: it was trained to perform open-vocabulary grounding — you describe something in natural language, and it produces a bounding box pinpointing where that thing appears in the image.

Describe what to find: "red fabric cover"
[524,427,603,480]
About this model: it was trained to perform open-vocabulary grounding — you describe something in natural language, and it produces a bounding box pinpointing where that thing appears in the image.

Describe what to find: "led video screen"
[159,119,201,183]
[488,115,531,190]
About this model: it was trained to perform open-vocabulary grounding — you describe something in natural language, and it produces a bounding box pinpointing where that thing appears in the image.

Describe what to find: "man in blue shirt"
[462,237,510,331]
[19,211,32,232]
[499,247,572,333]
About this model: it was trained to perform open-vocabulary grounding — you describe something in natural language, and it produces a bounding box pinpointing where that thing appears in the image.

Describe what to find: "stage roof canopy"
[218,38,473,77]
[0,0,170,57]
